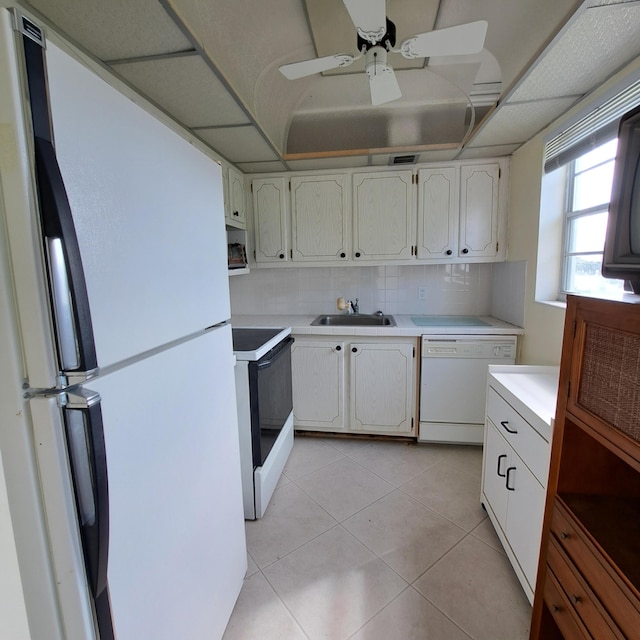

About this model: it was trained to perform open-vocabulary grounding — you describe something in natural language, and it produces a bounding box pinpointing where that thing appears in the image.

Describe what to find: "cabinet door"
[352,171,415,261]
[459,163,500,258]
[483,419,510,527]
[291,174,349,262]
[253,177,289,263]
[291,339,346,430]
[349,342,414,433]
[227,166,246,228]
[504,458,545,590]
[417,167,458,260]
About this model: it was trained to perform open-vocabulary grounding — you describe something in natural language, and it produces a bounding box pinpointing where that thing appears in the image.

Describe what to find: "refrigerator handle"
[34,137,98,377]
[64,390,109,598]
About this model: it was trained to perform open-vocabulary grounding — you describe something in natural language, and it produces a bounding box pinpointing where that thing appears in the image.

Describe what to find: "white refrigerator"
[0,8,246,640]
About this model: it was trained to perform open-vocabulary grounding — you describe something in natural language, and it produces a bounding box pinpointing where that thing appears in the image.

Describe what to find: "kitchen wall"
[230,261,526,324]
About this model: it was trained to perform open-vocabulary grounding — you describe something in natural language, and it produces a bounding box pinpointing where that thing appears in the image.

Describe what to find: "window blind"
[544,79,640,173]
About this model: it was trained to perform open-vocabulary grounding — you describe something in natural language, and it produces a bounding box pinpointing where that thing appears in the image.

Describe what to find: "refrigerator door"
[88,325,246,639]
[44,42,230,367]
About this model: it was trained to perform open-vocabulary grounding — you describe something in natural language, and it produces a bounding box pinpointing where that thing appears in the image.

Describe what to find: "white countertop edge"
[231,314,524,337]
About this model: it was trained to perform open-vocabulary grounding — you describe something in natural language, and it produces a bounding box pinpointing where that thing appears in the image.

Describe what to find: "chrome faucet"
[349,298,359,314]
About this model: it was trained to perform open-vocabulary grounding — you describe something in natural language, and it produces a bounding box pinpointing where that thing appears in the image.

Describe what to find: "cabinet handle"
[500,420,518,434]
[355,252,361,258]
[233,210,239,217]
[560,531,570,540]
[496,454,507,477]
[551,604,562,614]
[279,253,285,259]
[340,252,346,258]
[446,249,452,255]
[462,248,469,254]
[505,466,516,491]
[352,347,358,353]
[335,345,342,351]
[571,595,582,605]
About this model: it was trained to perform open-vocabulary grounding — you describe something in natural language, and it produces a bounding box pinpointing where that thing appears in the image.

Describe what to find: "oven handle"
[257,336,295,369]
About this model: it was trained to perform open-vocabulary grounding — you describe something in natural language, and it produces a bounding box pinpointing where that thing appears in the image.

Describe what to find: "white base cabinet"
[481,366,559,603]
[292,335,416,436]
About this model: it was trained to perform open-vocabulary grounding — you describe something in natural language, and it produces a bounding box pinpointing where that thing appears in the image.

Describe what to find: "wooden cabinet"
[350,341,414,434]
[481,366,558,603]
[291,339,346,430]
[530,295,640,640]
[225,165,247,228]
[352,170,415,261]
[417,161,506,261]
[291,335,416,436]
[252,177,289,263]
[291,174,350,262]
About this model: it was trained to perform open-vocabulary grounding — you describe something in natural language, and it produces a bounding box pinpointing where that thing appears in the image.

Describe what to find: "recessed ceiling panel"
[114,54,250,128]
[197,126,279,163]
[508,3,640,102]
[25,0,192,60]
[468,97,578,148]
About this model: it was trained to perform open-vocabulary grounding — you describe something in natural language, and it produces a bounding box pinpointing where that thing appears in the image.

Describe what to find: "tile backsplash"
[230,262,526,323]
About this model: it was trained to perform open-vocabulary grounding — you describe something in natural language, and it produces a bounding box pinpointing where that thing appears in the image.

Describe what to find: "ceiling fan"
[279,0,488,106]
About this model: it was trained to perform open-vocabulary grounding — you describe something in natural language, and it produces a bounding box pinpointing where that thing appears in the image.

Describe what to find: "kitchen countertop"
[231,314,524,337]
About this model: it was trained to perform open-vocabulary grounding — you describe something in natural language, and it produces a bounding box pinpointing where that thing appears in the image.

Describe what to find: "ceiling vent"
[389,154,419,165]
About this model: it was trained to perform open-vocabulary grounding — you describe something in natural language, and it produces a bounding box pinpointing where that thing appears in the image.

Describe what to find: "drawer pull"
[570,594,582,605]
[506,466,516,491]
[497,454,507,477]
[500,420,518,434]
[560,531,570,540]
[552,604,562,613]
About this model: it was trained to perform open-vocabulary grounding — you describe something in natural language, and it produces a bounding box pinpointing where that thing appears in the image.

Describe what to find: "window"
[559,138,625,297]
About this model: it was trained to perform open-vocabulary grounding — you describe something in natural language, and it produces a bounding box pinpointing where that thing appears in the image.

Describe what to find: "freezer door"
[43,41,230,368]
[89,325,246,639]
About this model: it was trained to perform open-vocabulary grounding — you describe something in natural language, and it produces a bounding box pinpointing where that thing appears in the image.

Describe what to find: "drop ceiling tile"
[236,161,288,173]
[457,144,520,159]
[26,0,191,60]
[197,126,279,163]
[286,156,370,171]
[114,54,249,128]
[468,97,578,148]
[509,3,640,102]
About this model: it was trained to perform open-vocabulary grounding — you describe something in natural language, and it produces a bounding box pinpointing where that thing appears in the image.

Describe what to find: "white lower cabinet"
[292,335,416,436]
[481,366,559,604]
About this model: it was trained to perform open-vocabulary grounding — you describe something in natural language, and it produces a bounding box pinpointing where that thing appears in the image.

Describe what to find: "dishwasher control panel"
[422,337,516,359]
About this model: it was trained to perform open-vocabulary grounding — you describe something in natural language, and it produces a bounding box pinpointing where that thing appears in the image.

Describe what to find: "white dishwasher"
[418,335,516,444]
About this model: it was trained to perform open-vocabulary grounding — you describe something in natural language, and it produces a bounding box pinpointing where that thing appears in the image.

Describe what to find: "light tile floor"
[223,435,532,640]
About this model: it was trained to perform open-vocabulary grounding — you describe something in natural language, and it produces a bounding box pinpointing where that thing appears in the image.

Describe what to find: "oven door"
[247,336,294,468]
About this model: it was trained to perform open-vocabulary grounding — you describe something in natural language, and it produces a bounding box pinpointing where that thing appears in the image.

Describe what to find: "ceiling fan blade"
[279,53,355,80]
[400,20,488,59]
[368,65,402,106]
[343,0,387,44]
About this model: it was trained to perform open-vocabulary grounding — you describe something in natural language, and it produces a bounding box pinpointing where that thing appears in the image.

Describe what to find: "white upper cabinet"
[291,174,350,262]
[459,163,501,259]
[352,170,415,261]
[252,177,289,263]
[226,166,247,228]
[417,167,458,260]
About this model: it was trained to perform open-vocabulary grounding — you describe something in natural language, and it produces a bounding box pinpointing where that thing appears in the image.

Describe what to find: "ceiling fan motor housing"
[357,17,396,51]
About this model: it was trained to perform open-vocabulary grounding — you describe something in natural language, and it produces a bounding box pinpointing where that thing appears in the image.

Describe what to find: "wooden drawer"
[543,569,590,640]
[486,387,549,483]
[547,538,623,639]
[551,499,640,638]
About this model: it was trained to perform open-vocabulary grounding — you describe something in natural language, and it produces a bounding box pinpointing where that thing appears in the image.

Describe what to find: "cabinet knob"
[446,249,452,255]
[551,604,562,614]
[560,531,570,540]
[279,253,285,259]
[355,252,361,258]
[233,210,239,217]
[352,347,358,353]
[340,252,346,258]
[571,594,582,605]
[462,248,469,254]
[335,345,342,351]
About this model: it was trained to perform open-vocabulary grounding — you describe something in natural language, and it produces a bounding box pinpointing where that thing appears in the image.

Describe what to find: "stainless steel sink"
[311,314,396,327]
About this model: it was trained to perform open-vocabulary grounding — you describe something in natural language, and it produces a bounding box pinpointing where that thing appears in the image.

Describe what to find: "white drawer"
[487,387,550,485]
